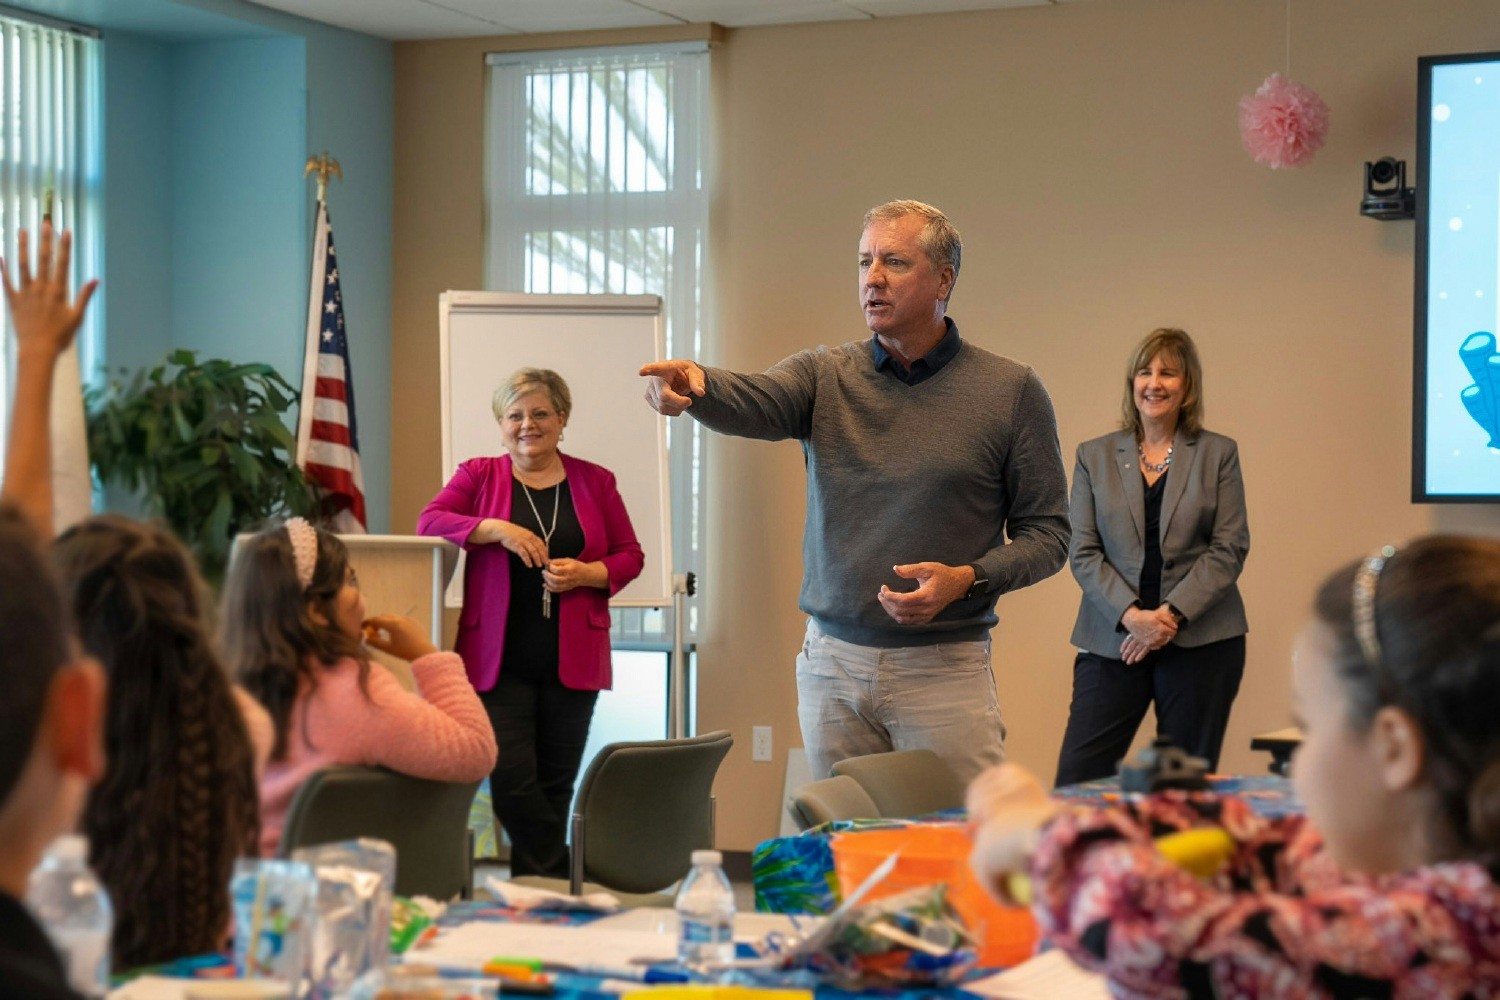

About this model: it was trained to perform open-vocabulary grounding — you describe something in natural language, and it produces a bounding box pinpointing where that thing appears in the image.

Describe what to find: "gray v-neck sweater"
[690,332,1070,647]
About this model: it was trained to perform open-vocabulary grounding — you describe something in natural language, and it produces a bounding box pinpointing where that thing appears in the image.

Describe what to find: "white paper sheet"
[411,920,679,970]
[965,949,1110,999]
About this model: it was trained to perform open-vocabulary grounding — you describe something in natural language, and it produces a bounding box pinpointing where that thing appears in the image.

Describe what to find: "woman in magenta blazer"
[418,368,644,877]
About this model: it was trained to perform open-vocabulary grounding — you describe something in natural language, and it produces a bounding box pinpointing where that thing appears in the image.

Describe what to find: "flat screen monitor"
[1415,50,1500,501]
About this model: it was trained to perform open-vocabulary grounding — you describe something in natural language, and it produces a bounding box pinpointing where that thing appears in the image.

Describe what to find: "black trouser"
[482,673,599,878]
[1054,635,1245,787]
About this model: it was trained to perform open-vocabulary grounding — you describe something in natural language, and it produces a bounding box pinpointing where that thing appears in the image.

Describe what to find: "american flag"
[295,201,366,533]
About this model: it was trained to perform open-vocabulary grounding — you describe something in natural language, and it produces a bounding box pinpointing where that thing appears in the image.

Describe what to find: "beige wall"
[394,0,1500,850]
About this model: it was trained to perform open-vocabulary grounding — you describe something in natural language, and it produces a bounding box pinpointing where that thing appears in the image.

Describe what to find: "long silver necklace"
[1138,442,1173,475]
[519,478,561,618]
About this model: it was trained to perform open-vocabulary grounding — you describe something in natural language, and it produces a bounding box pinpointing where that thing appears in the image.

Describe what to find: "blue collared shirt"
[870,318,963,386]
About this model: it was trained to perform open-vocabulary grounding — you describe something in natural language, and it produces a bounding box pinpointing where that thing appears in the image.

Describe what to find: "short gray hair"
[862,200,962,302]
[492,367,572,422]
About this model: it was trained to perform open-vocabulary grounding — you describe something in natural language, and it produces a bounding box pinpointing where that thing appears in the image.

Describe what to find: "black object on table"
[1250,727,1302,776]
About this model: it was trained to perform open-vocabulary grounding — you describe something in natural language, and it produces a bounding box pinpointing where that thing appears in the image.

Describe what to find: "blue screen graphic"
[1423,58,1500,497]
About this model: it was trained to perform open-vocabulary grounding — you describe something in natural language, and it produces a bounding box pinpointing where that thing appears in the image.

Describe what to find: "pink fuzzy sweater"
[257,651,497,857]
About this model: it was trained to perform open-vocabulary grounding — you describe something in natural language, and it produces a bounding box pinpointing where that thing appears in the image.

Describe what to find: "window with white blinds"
[486,42,709,638]
[0,10,101,479]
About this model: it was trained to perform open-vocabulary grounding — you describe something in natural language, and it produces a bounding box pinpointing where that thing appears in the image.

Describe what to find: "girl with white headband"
[968,535,1500,997]
[221,516,497,857]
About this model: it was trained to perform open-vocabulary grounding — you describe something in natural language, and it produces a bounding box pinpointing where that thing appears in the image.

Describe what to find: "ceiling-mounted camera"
[1361,157,1415,220]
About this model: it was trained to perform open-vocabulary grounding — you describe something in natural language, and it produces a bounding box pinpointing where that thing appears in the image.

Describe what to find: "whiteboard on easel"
[438,291,672,608]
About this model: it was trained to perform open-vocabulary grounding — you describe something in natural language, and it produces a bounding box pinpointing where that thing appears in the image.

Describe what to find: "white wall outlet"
[752,726,773,762]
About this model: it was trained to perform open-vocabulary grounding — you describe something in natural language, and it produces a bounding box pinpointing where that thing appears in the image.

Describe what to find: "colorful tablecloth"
[753,775,1300,914]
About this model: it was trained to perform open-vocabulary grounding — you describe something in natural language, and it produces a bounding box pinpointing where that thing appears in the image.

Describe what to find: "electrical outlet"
[752,726,773,762]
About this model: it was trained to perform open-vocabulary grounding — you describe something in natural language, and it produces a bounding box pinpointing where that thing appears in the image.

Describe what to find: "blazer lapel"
[1112,430,1146,544]
[1159,428,1195,540]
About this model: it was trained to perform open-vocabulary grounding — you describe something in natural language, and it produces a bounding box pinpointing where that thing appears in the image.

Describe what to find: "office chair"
[278,765,481,900]
[830,748,966,818]
[509,730,734,901]
[788,774,881,831]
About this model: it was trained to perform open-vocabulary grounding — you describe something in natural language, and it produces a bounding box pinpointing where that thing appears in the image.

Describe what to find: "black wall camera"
[1361,157,1415,220]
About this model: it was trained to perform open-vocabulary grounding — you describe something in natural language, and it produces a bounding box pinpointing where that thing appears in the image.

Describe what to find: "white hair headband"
[1353,544,1398,667]
[283,516,318,592]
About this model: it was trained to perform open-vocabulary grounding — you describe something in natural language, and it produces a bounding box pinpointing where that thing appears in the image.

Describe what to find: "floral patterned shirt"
[1031,792,1500,999]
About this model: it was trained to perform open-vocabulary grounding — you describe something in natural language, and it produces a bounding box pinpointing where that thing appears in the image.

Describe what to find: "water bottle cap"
[46,834,88,862]
[690,849,722,866]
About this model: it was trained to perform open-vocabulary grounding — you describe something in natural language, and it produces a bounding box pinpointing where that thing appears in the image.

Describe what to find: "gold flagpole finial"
[303,152,343,204]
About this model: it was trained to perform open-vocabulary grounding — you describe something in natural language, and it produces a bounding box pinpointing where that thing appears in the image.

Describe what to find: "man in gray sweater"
[641,200,1070,782]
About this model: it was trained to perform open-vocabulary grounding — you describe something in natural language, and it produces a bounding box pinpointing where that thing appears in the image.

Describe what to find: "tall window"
[486,42,709,638]
[0,10,101,488]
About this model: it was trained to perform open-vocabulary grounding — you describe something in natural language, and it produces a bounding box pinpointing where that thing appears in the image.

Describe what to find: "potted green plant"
[85,349,316,583]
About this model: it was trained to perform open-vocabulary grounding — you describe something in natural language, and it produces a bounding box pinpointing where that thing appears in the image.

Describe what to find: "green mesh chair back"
[278,765,480,900]
[789,774,881,830]
[568,730,734,895]
[830,748,966,818]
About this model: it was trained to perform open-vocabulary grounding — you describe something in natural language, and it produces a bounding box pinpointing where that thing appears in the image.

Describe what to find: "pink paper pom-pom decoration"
[1238,72,1330,169]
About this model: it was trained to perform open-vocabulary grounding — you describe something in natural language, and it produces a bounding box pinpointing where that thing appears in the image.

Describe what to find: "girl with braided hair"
[222,518,496,857]
[969,535,1500,998]
[51,515,267,970]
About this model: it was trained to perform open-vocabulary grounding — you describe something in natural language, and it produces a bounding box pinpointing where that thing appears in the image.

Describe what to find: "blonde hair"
[862,200,962,303]
[1120,328,1203,438]
[492,368,572,423]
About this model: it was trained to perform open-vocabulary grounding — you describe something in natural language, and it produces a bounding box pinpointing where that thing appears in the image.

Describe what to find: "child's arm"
[0,223,97,537]
[313,652,497,782]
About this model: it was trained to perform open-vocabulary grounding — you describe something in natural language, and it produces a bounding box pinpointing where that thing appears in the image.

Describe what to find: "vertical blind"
[0,10,101,525]
[487,42,709,635]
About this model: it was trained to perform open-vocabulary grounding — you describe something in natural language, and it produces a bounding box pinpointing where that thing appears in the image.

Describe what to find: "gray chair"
[510,730,734,900]
[788,774,880,831]
[830,748,966,817]
[278,765,480,900]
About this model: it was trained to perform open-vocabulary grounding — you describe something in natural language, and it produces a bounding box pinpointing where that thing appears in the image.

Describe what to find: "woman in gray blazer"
[1055,328,1249,786]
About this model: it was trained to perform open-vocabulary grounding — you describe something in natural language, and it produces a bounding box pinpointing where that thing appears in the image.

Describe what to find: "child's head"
[51,514,260,967]
[220,517,367,759]
[1294,535,1500,875]
[0,505,103,893]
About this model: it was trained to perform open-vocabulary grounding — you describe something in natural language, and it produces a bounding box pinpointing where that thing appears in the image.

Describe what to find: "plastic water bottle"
[675,849,736,969]
[26,835,113,999]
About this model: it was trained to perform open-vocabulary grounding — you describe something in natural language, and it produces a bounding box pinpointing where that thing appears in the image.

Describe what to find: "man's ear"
[1370,704,1425,792]
[937,264,955,303]
[47,657,106,782]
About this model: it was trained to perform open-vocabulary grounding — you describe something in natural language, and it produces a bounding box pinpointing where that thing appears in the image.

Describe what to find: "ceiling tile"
[645,0,866,26]
[444,0,680,32]
[846,0,1049,13]
[243,0,518,39]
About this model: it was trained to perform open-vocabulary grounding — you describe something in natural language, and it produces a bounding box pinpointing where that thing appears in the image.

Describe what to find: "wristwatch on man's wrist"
[964,563,989,600]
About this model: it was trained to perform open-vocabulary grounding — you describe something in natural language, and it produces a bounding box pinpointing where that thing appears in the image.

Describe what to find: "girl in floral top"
[969,535,1500,998]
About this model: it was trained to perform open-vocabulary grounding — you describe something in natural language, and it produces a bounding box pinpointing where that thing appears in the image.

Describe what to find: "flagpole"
[296,154,340,470]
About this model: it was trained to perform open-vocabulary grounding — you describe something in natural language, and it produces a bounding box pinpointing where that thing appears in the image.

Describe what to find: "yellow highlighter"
[1005,826,1236,906]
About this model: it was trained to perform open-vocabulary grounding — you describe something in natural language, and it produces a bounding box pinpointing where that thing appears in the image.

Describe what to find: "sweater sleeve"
[1031,793,1482,998]
[417,460,490,551]
[977,369,1071,595]
[312,653,497,782]
[687,352,820,441]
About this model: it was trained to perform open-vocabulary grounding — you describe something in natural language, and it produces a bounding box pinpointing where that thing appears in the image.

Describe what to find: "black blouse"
[1138,470,1168,611]
[502,478,585,684]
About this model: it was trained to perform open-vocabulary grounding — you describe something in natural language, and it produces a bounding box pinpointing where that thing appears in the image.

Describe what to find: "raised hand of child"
[0,222,98,361]
[361,614,439,662]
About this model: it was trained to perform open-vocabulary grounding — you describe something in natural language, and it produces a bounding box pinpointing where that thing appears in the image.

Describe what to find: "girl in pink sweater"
[221,518,497,856]
[969,535,1500,998]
